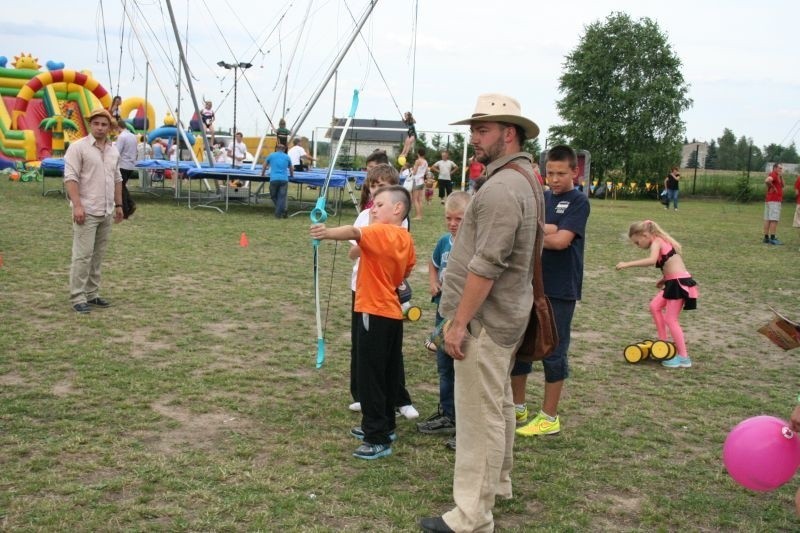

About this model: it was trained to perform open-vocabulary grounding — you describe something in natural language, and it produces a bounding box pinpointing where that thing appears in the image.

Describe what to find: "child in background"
[410,147,428,220]
[616,220,699,368]
[417,192,470,450]
[311,185,416,460]
[398,111,417,162]
[424,175,435,205]
[399,161,413,195]
[213,143,228,163]
[201,100,215,143]
[349,158,418,420]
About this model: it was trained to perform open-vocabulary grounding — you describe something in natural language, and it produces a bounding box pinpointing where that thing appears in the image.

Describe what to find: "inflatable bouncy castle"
[0,52,154,168]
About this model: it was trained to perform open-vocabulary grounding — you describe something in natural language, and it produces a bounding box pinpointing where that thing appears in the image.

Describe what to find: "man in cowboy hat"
[419,94,544,533]
[64,107,124,314]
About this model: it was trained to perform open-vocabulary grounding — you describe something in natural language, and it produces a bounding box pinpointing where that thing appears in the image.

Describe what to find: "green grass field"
[1,176,799,531]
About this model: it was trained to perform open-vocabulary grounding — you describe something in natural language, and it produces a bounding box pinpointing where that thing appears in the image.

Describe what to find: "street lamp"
[217,61,253,168]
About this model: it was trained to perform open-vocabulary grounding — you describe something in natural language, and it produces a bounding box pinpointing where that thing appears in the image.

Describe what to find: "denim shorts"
[511,298,576,383]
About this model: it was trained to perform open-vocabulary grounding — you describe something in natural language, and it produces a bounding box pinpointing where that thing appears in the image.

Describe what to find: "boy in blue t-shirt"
[511,145,590,437]
[261,144,294,219]
[417,192,470,449]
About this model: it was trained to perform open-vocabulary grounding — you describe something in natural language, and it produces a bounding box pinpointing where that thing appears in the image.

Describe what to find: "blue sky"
[3,1,798,150]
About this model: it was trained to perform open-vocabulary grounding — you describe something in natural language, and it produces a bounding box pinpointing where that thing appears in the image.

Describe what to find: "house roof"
[326,118,408,143]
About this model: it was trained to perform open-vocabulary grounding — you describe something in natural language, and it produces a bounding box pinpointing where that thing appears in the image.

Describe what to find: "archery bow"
[310,89,359,368]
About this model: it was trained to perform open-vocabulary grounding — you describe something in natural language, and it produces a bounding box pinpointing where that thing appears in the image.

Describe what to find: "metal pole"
[232,67,238,169]
[746,143,753,182]
[692,144,699,194]
[144,61,149,132]
[289,0,379,139]
[332,70,338,124]
[165,0,214,167]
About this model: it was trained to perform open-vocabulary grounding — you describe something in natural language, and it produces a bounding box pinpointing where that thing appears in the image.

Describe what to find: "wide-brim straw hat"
[450,93,539,140]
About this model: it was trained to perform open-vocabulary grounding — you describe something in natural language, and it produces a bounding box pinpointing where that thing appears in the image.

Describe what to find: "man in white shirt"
[64,108,124,314]
[288,138,314,171]
[431,150,459,204]
[227,132,247,168]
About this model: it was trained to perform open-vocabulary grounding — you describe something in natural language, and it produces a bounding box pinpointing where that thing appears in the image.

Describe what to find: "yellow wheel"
[623,344,643,364]
[638,340,654,359]
[650,340,673,360]
[664,341,677,360]
[405,306,422,322]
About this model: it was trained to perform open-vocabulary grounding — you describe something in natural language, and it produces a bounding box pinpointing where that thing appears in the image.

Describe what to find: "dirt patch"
[142,397,248,454]
[207,321,240,337]
[130,327,173,358]
[52,375,77,397]
[0,371,25,386]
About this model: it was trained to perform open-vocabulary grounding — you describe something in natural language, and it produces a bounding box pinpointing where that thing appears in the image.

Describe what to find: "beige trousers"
[69,214,113,304]
[442,323,519,533]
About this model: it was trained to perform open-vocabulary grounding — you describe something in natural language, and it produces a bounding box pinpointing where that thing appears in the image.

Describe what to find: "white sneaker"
[349,402,361,412]
[399,404,419,419]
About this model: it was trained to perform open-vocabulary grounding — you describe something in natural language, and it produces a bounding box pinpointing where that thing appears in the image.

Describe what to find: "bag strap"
[503,161,545,299]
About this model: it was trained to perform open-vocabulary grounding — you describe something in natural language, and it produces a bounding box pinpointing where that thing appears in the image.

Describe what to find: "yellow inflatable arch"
[119,97,156,132]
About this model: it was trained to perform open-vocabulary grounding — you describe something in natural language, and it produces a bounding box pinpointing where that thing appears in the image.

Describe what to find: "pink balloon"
[723,415,800,491]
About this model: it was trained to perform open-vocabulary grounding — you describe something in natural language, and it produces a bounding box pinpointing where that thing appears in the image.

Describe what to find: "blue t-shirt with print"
[542,188,590,301]
[431,233,453,305]
[266,151,292,181]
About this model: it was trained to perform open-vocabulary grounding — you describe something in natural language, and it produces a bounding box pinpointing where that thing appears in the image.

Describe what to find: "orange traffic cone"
[239,232,249,247]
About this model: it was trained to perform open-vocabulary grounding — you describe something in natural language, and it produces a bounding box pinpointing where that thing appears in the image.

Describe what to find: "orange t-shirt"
[354,223,416,319]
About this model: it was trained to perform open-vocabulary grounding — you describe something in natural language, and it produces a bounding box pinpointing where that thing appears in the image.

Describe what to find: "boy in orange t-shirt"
[310,185,416,460]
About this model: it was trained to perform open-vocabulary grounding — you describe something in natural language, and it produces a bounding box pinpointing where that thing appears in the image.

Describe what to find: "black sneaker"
[72,302,91,314]
[416,412,455,435]
[419,516,455,533]
[87,297,111,307]
[352,442,391,460]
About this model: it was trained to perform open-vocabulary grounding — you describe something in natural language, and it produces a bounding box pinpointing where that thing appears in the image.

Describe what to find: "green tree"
[783,142,799,164]
[735,135,755,171]
[716,128,737,170]
[705,140,718,169]
[750,145,764,172]
[549,12,691,181]
[686,149,699,169]
[762,143,784,163]
[761,142,799,166]
[523,138,542,161]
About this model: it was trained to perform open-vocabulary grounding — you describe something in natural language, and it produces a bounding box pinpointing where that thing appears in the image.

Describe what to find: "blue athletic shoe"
[350,426,397,442]
[662,355,692,368]
[353,442,392,460]
[770,238,783,245]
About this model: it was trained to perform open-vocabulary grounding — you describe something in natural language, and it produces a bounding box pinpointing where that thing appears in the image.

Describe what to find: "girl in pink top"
[616,220,699,368]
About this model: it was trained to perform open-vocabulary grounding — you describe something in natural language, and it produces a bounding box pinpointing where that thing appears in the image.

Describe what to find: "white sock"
[539,410,556,422]
[515,404,526,411]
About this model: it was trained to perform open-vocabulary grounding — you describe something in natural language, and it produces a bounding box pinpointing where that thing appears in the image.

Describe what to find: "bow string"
[310,89,360,368]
